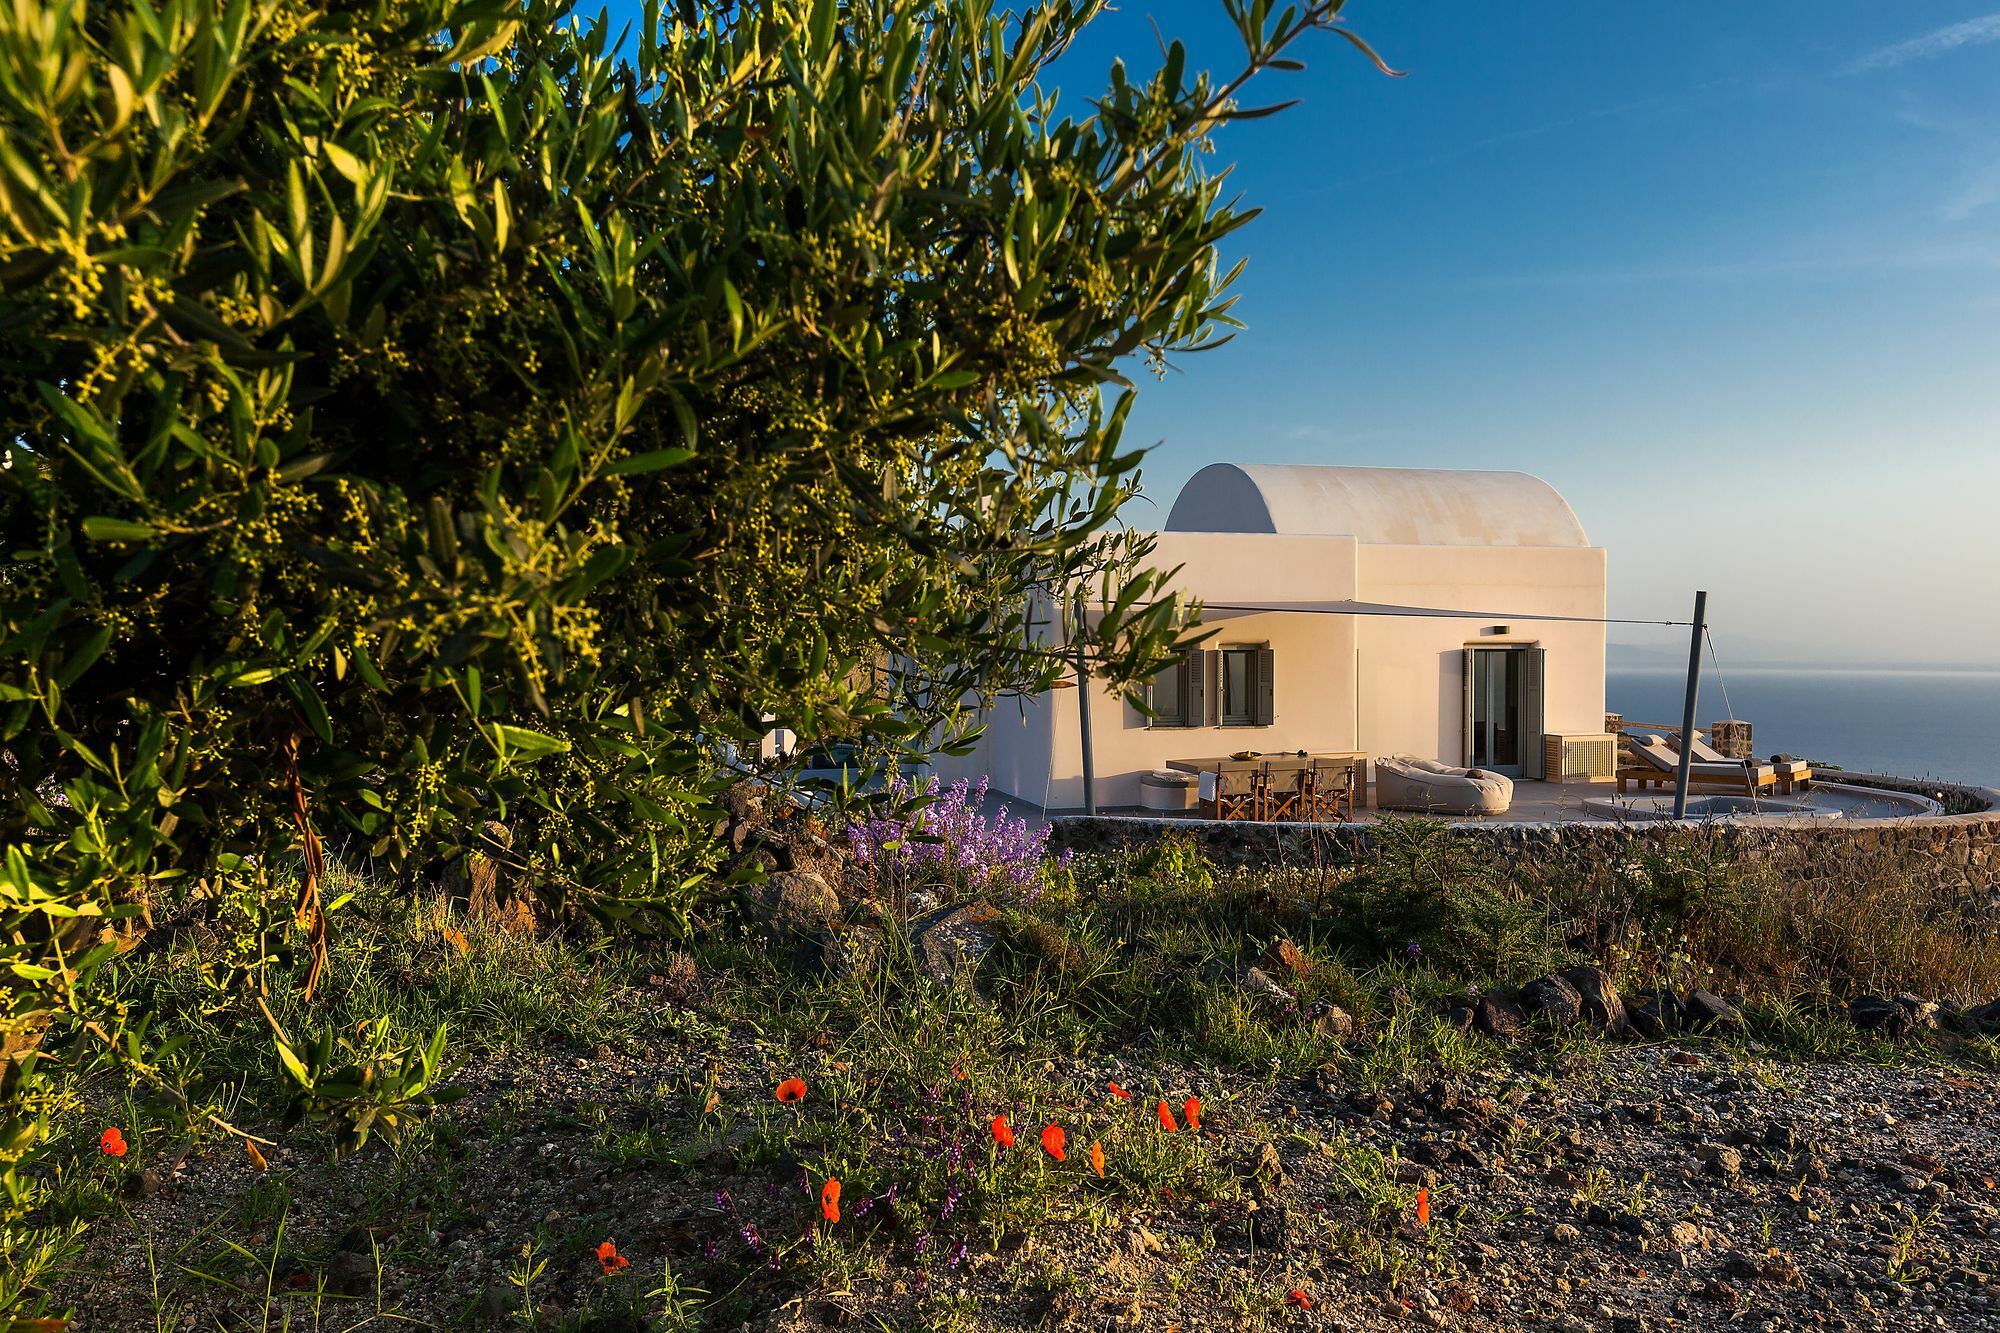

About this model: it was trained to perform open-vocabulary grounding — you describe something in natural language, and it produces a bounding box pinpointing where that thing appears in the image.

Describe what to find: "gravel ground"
[57,1017,2000,1332]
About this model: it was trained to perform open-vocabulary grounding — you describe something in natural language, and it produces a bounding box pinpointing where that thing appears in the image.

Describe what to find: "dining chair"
[1207,761,1262,821]
[1262,760,1308,822]
[1308,758,1356,821]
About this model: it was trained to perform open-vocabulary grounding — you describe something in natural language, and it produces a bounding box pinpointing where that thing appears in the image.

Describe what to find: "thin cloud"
[1297,78,1750,201]
[1468,240,2000,289]
[1299,92,1674,198]
[1847,12,2000,72]
[1942,157,2000,222]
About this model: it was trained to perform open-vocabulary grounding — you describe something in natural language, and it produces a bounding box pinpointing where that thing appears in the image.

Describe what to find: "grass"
[24,814,2000,1329]
[113,871,655,1082]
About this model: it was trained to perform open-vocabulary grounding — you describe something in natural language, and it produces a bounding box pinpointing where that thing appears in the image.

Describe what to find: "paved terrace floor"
[992,780,1629,830]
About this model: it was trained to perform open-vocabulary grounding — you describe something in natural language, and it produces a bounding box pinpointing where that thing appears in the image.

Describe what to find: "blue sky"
[597,1,2000,665]
[1047,2,2000,666]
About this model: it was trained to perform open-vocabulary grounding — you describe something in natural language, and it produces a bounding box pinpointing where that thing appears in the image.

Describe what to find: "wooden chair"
[1306,758,1356,822]
[1204,760,1262,821]
[1262,760,1309,822]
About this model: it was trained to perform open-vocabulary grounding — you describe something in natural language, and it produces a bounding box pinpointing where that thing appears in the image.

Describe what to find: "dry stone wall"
[1047,773,2000,899]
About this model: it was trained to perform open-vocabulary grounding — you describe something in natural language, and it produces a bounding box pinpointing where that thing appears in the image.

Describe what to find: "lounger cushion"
[1375,754,1512,816]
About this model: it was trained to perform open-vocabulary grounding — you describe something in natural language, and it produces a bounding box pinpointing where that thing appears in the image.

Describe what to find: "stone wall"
[1047,775,2000,898]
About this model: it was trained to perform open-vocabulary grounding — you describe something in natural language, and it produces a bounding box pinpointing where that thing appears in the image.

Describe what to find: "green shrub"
[0,0,1391,1288]
[1333,819,1565,981]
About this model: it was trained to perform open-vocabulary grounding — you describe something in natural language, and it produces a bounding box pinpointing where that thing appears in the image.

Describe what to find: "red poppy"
[1156,1100,1178,1133]
[1183,1096,1202,1132]
[595,1239,630,1274]
[99,1127,128,1158]
[1287,1287,1314,1310]
[1415,1185,1430,1227]
[820,1177,842,1223]
[1108,1080,1132,1099]
[1089,1140,1105,1178]
[775,1077,808,1103]
[1040,1123,1067,1161]
[990,1115,1015,1148]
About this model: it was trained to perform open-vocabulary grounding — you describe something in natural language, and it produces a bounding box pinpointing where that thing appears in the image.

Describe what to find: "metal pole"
[1672,590,1708,819]
[1073,594,1096,816]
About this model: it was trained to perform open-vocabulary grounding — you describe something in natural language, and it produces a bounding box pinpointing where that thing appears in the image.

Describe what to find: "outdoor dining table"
[1164,752,1368,779]
[1166,752,1370,820]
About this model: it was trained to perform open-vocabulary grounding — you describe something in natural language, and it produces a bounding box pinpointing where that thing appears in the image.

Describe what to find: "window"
[1221,648,1253,726]
[1147,659,1186,727]
[1220,645,1274,727]
[1146,647,1205,728]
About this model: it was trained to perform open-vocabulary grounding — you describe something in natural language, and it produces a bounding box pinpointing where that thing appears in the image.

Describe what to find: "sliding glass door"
[1460,645,1546,777]
[1470,647,1523,774]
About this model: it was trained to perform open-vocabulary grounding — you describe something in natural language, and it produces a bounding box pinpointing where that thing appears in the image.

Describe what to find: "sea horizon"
[1608,664,2000,790]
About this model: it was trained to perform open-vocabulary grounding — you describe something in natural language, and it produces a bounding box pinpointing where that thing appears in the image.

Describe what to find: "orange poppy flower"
[1287,1287,1314,1309]
[1156,1100,1178,1133]
[1182,1096,1202,1132]
[1089,1140,1105,1178]
[594,1239,630,1274]
[1040,1123,1066,1161]
[820,1177,842,1223]
[1108,1080,1132,1099]
[775,1077,808,1103]
[991,1115,1015,1148]
[1415,1185,1430,1227]
[99,1127,127,1158]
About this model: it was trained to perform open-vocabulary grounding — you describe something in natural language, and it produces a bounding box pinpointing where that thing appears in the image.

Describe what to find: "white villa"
[943,462,1610,811]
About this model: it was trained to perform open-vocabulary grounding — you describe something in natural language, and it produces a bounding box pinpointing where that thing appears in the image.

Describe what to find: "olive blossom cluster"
[845,777,1068,900]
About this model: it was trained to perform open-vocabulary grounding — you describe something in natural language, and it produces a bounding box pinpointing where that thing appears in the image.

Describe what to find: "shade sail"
[1188,601,1689,627]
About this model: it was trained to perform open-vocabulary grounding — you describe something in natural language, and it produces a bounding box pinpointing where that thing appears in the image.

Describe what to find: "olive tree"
[0,0,1392,1231]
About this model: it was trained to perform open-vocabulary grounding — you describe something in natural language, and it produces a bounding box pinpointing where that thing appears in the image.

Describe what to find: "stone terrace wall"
[1047,776,2000,900]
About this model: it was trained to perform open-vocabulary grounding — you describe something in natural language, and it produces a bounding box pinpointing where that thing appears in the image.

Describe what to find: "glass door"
[1470,647,1523,775]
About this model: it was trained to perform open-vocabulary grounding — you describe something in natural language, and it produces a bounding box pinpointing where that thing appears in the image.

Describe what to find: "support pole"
[1073,595,1096,816]
[1672,590,1708,820]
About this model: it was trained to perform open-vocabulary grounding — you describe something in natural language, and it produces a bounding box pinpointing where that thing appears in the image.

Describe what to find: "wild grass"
[113,869,652,1087]
[34,812,2000,1329]
[1537,829,2000,1004]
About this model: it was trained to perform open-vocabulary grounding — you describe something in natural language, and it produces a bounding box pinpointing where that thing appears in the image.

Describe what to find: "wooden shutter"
[1254,647,1275,726]
[1183,647,1206,728]
[1461,647,1476,767]
[1522,647,1547,779]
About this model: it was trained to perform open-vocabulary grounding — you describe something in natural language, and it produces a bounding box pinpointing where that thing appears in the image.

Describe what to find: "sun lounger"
[1617,735,1776,796]
[1686,734,1812,794]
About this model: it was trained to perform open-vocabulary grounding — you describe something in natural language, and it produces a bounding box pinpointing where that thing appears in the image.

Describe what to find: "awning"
[1189,601,1691,627]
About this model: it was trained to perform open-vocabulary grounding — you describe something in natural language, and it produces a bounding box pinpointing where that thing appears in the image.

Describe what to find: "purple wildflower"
[842,776,1058,901]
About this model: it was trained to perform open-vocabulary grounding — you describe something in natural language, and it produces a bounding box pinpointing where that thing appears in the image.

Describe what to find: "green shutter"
[1254,647,1275,727]
[1182,647,1203,728]
[1522,647,1546,779]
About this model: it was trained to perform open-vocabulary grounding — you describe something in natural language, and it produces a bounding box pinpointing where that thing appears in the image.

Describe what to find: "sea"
[1607,667,2000,790]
